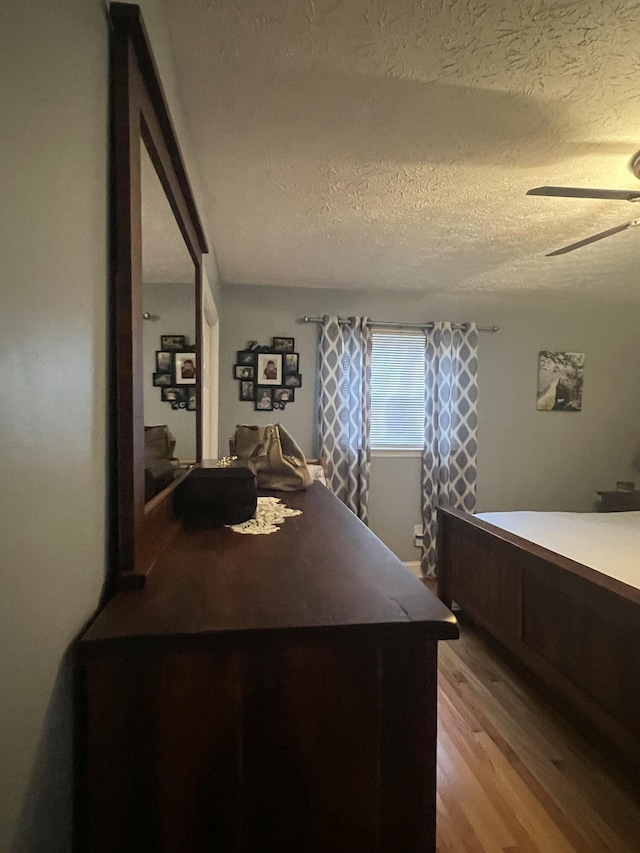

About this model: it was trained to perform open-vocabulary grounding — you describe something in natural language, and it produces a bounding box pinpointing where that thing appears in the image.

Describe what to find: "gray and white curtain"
[318,316,372,523]
[421,322,478,577]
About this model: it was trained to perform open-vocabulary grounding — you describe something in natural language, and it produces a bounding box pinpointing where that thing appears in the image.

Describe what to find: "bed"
[437,506,640,772]
[306,457,328,486]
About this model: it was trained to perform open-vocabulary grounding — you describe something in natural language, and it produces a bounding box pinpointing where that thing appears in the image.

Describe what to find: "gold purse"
[232,424,313,491]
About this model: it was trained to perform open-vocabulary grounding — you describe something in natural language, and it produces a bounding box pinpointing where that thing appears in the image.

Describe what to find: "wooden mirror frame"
[110,3,208,586]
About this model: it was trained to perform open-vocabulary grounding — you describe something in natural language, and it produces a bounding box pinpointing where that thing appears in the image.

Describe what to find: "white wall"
[143,282,197,460]
[202,270,220,458]
[220,284,640,561]
[0,1,218,848]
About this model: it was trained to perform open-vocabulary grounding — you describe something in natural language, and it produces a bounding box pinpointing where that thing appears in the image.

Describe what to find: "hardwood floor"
[437,624,640,852]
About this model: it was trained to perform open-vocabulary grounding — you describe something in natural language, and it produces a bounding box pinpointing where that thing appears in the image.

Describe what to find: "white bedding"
[307,463,327,486]
[476,510,640,592]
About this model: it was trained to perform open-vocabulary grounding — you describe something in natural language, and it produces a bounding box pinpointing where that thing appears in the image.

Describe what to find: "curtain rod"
[301,316,499,333]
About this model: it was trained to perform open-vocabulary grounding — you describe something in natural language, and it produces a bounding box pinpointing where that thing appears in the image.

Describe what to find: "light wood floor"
[437,625,640,853]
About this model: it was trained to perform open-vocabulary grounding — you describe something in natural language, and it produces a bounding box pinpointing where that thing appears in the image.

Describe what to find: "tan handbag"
[232,424,313,491]
[144,424,176,461]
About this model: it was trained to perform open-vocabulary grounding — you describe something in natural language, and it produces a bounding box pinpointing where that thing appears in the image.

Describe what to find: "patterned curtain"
[421,322,478,577]
[318,316,372,523]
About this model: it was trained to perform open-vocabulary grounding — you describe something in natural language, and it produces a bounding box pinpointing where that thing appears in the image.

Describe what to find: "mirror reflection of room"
[140,139,196,502]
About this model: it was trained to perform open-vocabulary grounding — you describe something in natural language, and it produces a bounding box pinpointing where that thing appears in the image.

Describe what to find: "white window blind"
[370,331,425,450]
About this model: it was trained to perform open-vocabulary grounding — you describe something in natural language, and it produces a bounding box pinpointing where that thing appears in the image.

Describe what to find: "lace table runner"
[228,496,302,535]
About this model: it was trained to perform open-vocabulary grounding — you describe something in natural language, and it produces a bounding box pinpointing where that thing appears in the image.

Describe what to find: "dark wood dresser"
[79,484,457,852]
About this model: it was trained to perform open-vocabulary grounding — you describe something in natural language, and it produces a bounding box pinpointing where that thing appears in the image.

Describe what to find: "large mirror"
[141,140,197,502]
[110,3,208,584]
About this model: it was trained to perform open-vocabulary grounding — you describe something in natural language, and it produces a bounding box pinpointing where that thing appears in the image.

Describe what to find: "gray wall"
[0,2,219,849]
[0,4,108,849]
[220,284,640,561]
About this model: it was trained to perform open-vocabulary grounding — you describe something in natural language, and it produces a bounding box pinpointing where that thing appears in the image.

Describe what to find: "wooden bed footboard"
[437,506,640,772]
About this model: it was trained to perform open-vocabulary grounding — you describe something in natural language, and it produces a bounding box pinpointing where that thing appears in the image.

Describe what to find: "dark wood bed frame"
[437,506,640,773]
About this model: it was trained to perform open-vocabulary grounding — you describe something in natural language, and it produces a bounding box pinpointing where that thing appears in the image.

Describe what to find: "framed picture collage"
[152,334,197,410]
[235,337,302,410]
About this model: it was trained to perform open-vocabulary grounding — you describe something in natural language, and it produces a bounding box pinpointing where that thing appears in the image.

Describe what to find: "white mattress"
[307,463,327,486]
[475,510,640,592]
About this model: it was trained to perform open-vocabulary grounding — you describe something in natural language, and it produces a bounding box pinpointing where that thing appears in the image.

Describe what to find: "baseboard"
[404,561,422,578]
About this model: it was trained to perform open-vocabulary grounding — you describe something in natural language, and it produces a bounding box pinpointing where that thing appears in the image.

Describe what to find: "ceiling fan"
[527,151,640,256]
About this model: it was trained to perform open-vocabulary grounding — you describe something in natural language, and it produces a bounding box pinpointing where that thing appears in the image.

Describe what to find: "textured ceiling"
[162,0,640,297]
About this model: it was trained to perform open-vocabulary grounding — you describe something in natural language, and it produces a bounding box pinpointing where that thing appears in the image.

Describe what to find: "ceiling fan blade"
[528,186,640,201]
[546,220,638,256]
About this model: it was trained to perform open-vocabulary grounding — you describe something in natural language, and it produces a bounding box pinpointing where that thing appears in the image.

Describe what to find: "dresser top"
[81,483,457,650]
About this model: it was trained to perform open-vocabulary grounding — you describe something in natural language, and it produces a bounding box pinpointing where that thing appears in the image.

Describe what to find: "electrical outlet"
[413,524,423,548]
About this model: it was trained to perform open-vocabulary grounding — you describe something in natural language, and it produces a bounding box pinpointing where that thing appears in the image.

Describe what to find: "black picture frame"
[156,350,172,373]
[272,336,295,353]
[161,334,186,351]
[274,387,294,404]
[161,386,187,403]
[255,386,274,411]
[235,339,300,406]
[283,353,299,375]
[284,373,302,388]
[153,372,173,387]
[256,352,282,385]
[174,351,196,385]
[239,380,255,401]
[234,364,255,380]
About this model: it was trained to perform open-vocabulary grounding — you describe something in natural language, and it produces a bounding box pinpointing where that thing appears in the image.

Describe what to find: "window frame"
[369,329,426,454]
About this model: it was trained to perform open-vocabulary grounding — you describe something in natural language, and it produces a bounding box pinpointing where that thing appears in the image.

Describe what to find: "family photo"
[255,387,273,410]
[274,387,294,403]
[234,365,254,380]
[161,387,187,403]
[174,352,196,385]
[153,372,172,387]
[257,353,282,385]
[156,351,172,373]
[272,336,294,353]
[284,373,302,388]
[240,380,255,401]
[284,353,298,374]
[161,334,186,350]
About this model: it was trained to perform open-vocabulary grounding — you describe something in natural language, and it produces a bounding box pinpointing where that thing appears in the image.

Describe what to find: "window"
[370,331,425,450]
